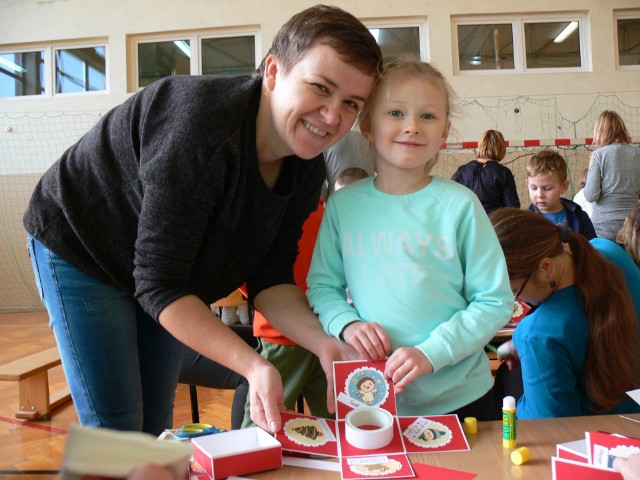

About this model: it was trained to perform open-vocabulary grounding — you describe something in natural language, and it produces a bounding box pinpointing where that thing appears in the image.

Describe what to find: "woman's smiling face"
[264,43,375,160]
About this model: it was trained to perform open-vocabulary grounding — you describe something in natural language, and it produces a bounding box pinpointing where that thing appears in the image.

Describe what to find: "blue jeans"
[27,236,184,435]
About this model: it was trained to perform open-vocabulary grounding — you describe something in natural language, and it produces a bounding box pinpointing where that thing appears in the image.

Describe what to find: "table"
[247,413,640,479]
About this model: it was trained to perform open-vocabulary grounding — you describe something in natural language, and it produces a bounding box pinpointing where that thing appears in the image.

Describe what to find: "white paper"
[60,423,192,479]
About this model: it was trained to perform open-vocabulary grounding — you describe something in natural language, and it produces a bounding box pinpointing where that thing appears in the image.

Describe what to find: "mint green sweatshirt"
[307,176,512,416]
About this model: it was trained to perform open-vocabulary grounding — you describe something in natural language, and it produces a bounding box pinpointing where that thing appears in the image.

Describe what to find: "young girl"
[490,208,640,419]
[307,55,513,420]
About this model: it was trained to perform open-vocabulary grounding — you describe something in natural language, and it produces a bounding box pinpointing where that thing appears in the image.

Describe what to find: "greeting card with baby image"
[274,411,338,458]
[340,453,415,480]
[397,415,470,453]
[333,360,397,419]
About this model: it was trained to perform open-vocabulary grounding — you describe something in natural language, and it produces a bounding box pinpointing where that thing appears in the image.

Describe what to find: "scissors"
[177,423,227,439]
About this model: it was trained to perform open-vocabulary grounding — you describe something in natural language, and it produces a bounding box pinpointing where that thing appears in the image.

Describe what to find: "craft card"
[340,454,414,479]
[412,462,477,480]
[586,431,640,468]
[556,439,589,463]
[552,456,622,480]
[337,416,405,458]
[275,411,338,458]
[397,415,470,453]
[333,360,397,419]
[507,299,531,326]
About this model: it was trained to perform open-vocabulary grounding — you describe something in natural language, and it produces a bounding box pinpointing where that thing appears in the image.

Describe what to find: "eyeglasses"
[513,272,533,301]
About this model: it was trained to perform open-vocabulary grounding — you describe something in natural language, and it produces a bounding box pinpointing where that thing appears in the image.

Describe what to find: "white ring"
[344,408,393,450]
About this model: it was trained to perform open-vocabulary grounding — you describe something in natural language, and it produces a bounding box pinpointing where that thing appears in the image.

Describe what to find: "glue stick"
[502,395,517,448]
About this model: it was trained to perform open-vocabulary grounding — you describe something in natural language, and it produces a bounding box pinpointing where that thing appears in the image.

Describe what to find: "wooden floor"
[0,311,236,480]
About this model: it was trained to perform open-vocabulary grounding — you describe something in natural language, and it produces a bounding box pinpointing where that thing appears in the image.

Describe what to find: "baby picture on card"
[398,415,470,453]
[334,360,397,418]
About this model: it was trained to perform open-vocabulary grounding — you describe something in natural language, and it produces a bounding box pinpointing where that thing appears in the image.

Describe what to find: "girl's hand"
[497,340,520,371]
[342,321,391,361]
[384,347,433,394]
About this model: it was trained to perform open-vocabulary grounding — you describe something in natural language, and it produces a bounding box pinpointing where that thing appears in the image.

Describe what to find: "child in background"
[490,208,640,419]
[572,167,593,218]
[335,167,370,191]
[307,55,513,420]
[451,129,520,214]
[526,149,596,239]
[241,199,330,427]
[617,201,640,268]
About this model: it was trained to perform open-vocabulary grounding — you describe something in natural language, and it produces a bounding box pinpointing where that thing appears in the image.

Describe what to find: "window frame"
[129,27,261,92]
[362,17,429,63]
[0,39,108,100]
[452,12,591,76]
[614,9,640,71]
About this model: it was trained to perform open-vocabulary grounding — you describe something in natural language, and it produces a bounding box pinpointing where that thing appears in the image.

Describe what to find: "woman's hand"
[342,321,391,361]
[614,453,640,480]
[384,347,433,394]
[247,361,286,434]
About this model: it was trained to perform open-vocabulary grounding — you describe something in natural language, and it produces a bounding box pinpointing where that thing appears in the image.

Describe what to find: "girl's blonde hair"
[617,201,640,268]
[593,110,631,147]
[358,54,455,173]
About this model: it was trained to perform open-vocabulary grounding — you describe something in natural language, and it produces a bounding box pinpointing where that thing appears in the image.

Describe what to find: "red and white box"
[191,427,282,479]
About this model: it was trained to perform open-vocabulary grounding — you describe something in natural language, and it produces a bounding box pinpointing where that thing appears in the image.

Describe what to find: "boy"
[526,149,596,239]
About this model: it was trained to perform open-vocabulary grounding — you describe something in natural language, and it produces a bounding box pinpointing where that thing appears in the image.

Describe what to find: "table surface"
[247,413,640,479]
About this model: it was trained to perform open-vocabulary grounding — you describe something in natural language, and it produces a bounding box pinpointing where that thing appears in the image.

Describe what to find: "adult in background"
[584,110,640,240]
[451,129,520,215]
[23,5,381,435]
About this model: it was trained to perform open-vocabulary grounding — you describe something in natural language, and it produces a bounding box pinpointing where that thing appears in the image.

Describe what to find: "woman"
[583,110,640,240]
[490,208,640,419]
[23,5,381,435]
[451,129,520,215]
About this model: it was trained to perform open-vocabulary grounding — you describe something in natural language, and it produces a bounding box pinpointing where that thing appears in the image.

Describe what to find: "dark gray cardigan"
[24,75,325,320]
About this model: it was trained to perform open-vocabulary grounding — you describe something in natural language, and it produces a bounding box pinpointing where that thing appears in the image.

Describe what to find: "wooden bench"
[0,346,71,420]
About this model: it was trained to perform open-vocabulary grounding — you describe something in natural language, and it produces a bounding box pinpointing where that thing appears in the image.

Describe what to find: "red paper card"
[333,360,397,419]
[275,411,338,458]
[507,299,531,326]
[340,453,414,479]
[412,462,476,479]
[552,456,622,480]
[397,415,469,453]
[556,439,588,463]
[586,431,640,468]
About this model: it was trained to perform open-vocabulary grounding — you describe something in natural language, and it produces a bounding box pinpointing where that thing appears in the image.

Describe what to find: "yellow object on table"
[511,446,531,465]
[463,417,477,434]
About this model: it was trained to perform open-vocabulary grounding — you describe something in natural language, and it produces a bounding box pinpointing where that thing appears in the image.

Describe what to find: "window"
[365,19,428,65]
[131,30,259,90]
[453,13,589,74]
[457,23,514,71]
[55,46,106,93]
[0,50,45,97]
[0,41,107,98]
[615,11,640,68]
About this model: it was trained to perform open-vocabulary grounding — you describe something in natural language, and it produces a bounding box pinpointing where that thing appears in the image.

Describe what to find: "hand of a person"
[384,347,433,394]
[614,453,640,480]
[342,321,391,361]
[317,336,360,414]
[247,361,286,434]
[497,340,520,371]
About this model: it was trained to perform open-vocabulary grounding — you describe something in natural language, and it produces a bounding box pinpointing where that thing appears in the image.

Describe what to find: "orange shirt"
[250,200,325,345]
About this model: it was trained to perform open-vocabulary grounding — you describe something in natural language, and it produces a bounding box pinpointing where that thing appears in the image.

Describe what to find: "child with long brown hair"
[490,207,640,418]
